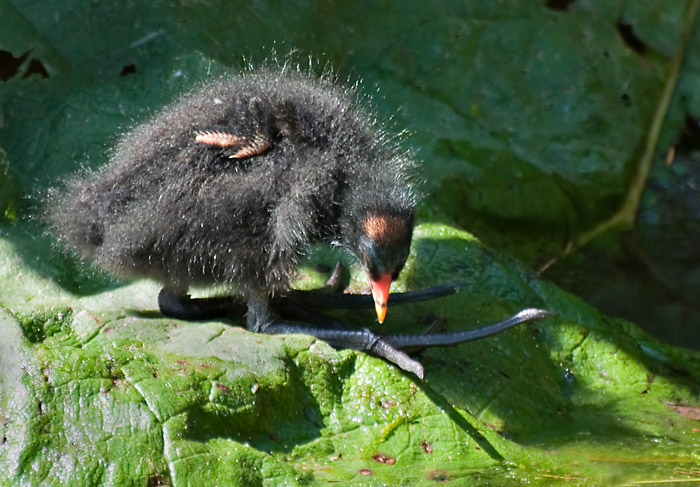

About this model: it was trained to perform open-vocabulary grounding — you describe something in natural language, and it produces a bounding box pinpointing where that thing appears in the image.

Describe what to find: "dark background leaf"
[2,1,700,485]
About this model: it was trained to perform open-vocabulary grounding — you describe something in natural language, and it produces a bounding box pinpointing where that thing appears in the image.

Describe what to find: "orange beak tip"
[375,303,387,324]
[370,273,393,325]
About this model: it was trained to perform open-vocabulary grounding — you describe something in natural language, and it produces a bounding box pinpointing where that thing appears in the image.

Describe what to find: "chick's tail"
[45,175,107,257]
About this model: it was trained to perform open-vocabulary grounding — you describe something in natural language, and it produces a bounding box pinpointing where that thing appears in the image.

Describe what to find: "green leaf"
[2,1,700,485]
[3,221,700,485]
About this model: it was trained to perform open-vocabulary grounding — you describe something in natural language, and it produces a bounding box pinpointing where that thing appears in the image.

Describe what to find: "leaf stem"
[545,0,700,270]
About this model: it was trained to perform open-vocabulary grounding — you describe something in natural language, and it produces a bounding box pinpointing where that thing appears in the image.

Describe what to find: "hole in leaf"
[120,64,137,76]
[617,21,647,54]
[621,92,631,107]
[545,0,575,11]
[22,58,49,79]
[0,50,28,81]
[0,50,49,80]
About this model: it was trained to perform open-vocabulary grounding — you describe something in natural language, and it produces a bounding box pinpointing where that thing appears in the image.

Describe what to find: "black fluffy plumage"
[50,69,413,300]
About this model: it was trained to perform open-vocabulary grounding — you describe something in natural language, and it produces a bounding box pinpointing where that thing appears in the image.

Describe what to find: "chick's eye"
[363,254,383,281]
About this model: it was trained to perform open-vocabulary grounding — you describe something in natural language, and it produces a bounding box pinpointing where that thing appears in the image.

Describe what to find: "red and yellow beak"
[370,273,393,324]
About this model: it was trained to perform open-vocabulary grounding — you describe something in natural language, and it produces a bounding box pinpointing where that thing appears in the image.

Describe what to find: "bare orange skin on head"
[362,214,409,246]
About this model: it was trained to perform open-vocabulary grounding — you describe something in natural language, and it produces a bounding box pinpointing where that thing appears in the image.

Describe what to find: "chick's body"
[51,70,415,301]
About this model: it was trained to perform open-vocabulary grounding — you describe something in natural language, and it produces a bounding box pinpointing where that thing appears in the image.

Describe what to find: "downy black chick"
[48,67,549,378]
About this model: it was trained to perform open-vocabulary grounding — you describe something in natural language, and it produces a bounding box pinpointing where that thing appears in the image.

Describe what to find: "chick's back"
[49,69,392,295]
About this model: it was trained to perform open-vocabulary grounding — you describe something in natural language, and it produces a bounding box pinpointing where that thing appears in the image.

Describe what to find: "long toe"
[286,283,459,310]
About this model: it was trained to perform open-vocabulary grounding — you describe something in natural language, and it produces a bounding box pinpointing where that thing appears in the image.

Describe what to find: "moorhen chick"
[48,67,548,378]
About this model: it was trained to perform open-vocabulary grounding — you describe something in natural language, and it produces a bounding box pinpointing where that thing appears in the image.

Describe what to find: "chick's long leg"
[383,308,552,348]
[247,295,551,379]
[246,294,427,378]
[158,288,551,379]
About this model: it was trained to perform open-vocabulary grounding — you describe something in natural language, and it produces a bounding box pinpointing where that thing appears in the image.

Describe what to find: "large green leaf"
[2,1,700,485]
[4,220,700,486]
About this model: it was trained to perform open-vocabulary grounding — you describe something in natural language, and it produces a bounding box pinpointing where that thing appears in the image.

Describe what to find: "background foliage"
[1,1,700,485]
